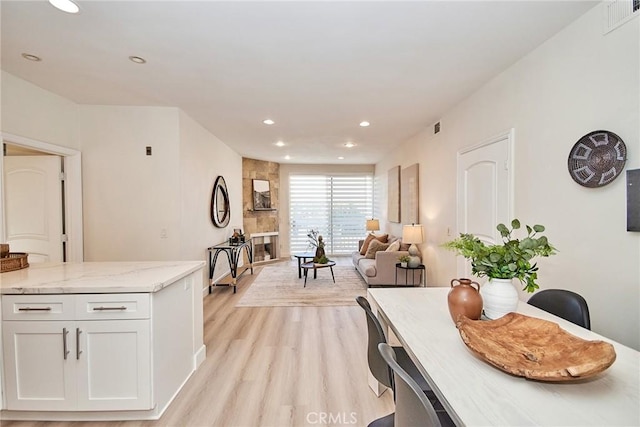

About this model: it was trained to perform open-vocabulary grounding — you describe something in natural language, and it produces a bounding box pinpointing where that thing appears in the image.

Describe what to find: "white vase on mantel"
[480,278,519,319]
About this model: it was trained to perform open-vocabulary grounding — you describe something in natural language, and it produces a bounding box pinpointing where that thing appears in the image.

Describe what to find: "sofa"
[351,234,413,287]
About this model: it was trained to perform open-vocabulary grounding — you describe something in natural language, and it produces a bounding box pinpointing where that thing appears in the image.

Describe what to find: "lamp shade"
[402,224,424,244]
[366,219,380,232]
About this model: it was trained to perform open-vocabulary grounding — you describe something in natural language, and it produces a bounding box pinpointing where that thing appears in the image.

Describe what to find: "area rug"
[236,263,367,307]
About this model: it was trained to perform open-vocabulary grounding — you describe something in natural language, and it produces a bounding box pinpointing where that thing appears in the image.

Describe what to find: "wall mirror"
[252,179,272,210]
[211,176,230,228]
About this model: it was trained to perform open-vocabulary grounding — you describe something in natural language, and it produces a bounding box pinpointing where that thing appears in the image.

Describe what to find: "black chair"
[527,289,591,329]
[356,297,449,427]
[379,343,454,427]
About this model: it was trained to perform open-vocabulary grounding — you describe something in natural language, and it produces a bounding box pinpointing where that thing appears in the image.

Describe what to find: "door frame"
[1,132,84,262]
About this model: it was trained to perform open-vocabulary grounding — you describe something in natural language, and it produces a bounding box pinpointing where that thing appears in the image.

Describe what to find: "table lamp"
[366,219,380,232]
[402,224,424,268]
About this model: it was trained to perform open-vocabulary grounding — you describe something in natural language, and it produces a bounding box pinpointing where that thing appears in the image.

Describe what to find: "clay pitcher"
[448,278,483,323]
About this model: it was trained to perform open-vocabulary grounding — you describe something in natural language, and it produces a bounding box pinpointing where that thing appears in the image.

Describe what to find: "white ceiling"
[1,0,598,164]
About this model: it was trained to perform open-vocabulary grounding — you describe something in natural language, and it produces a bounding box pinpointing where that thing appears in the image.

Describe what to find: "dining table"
[367,287,640,426]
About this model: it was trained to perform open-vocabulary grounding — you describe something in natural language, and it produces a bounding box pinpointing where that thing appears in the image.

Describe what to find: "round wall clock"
[567,130,627,188]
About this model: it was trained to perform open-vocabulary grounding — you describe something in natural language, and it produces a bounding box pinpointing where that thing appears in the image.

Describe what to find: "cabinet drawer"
[75,294,150,320]
[2,295,76,320]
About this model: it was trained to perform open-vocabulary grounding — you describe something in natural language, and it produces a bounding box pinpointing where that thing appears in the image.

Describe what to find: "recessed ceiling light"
[338,156,345,160]
[48,0,79,14]
[263,119,275,125]
[21,53,42,62]
[344,142,356,148]
[129,56,146,64]
[359,121,370,127]
[284,155,291,160]
[275,141,285,147]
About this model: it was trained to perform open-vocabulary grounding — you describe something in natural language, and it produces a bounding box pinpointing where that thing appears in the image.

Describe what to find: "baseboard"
[194,345,207,369]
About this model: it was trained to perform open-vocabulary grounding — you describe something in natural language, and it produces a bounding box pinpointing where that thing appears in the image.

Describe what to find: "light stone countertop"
[0,261,205,294]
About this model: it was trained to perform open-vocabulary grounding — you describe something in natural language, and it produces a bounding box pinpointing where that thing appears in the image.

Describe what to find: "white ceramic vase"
[480,278,518,319]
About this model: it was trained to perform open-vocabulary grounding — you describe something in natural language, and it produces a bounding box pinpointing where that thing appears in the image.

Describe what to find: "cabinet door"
[2,321,77,410]
[75,319,152,411]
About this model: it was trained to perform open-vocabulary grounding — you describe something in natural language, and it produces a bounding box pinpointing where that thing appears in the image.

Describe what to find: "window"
[289,174,373,255]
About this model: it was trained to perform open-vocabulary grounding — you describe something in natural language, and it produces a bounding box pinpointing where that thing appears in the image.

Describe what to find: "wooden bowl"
[456,312,616,382]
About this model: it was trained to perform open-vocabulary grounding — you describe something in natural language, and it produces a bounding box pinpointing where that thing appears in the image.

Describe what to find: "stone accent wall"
[242,158,279,237]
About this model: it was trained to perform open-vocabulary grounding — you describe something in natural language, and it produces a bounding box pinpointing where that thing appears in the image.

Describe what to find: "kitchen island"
[0,261,206,421]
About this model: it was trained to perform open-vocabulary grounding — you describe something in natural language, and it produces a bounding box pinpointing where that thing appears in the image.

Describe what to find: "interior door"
[4,155,64,262]
[456,130,513,279]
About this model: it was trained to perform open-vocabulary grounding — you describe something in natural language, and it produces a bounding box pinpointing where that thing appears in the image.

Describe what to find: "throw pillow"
[385,240,400,252]
[365,239,390,259]
[360,234,377,255]
[360,233,389,255]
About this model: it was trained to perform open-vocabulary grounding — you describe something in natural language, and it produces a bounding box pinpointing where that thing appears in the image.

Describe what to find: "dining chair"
[527,289,591,329]
[379,343,454,427]
[356,296,447,427]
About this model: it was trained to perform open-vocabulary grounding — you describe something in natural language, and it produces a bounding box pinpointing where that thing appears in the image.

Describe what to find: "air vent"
[603,0,639,34]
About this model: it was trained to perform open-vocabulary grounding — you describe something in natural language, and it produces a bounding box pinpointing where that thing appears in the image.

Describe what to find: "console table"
[207,241,253,293]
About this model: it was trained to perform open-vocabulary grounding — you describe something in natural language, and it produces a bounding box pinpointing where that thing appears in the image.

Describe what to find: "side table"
[395,263,426,287]
[293,252,316,278]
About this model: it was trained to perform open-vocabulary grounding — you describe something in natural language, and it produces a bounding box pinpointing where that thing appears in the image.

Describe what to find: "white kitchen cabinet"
[2,321,77,411]
[76,319,151,411]
[0,262,205,421]
[2,294,151,412]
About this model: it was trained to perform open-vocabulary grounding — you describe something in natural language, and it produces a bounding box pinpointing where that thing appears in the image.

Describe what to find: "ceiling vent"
[603,0,639,34]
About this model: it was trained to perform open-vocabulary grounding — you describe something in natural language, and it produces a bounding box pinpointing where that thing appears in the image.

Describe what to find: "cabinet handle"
[18,307,52,311]
[63,327,70,360]
[76,328,83,360]
[92,306,127,311]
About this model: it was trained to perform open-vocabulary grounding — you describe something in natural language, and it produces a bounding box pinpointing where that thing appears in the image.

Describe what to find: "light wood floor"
[2,257,394,427]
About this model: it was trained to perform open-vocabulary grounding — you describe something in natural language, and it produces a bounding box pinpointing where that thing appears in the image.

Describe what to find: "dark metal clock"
[568,130,627,188]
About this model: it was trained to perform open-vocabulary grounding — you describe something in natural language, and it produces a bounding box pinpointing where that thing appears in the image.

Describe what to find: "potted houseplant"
[398,255,411,268]
[443,219,556,319]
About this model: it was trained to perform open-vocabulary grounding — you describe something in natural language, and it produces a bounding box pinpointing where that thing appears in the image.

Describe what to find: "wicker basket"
[0,253,29,273]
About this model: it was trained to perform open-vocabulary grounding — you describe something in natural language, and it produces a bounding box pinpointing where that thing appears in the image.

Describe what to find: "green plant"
[398,255,411,263]
[316,254,330,264]
[443,219,557,293]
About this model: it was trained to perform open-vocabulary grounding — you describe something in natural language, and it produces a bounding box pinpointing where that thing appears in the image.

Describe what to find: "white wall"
[1,73,244,289]
[0,71,79,149]
[178,110,243,287]
[78,105,182,261]
[376,6,640,349]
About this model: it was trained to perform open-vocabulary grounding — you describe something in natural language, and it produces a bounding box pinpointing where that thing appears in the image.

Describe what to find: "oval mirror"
[211,176,230,228]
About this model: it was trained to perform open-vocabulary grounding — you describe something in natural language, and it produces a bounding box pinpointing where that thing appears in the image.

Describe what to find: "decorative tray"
[0,252,29,273]
[456,312,616,382]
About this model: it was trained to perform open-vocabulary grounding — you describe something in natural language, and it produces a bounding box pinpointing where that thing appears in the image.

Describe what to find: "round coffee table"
[301,261,336,287]
[293,252,316,278]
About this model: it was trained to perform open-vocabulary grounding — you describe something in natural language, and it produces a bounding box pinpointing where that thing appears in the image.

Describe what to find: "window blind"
[289,174,373,255]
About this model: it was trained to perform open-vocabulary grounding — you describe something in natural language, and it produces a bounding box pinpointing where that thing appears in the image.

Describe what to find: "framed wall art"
[387,166,400,223]
[401,163,419,224]
[252,179,272,210]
